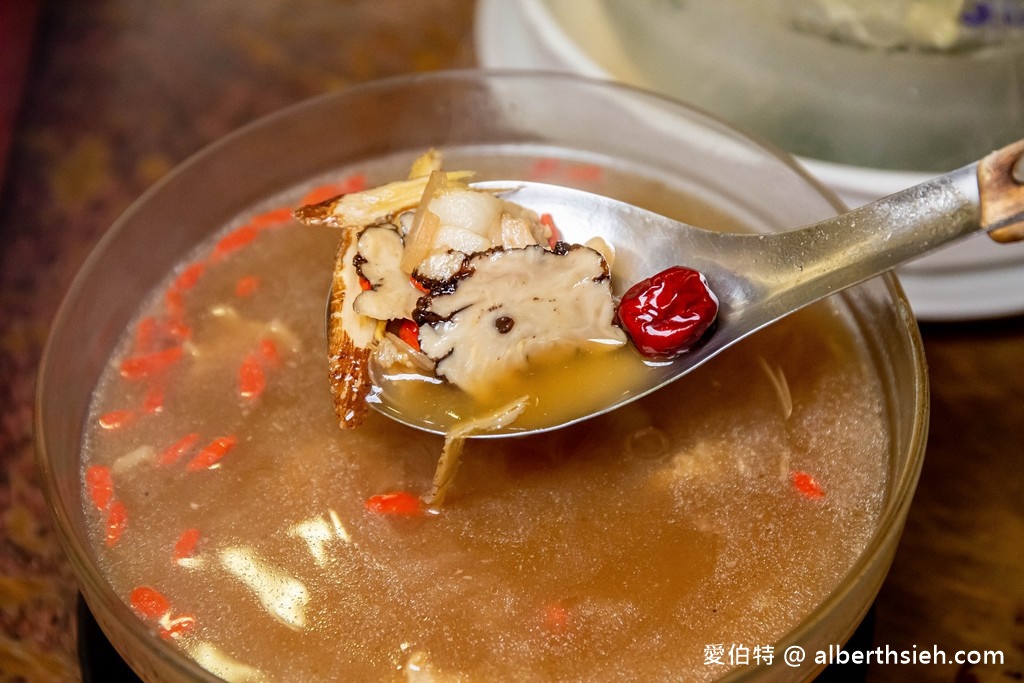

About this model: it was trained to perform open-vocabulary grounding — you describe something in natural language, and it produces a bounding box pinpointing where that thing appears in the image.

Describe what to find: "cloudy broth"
[81,155,889,681]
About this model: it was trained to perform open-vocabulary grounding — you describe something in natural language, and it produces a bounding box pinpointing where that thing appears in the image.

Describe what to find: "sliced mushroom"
[414,244,626,398]
[352,225,423,322]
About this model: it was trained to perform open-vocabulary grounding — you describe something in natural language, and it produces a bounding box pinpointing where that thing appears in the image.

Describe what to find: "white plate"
[475,0,1024,321]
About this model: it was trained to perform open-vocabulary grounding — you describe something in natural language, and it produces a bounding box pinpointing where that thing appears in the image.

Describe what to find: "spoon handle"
[979,139,1024,243]
[751,143,1024,325]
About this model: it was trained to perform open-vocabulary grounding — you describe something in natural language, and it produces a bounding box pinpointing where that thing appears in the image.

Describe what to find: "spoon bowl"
[373,140,1024,437]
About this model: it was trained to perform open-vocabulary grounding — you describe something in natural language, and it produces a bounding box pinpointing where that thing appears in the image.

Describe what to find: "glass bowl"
[36,70,928,682]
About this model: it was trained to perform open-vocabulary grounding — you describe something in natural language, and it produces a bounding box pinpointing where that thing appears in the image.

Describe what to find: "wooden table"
[0,2,1020,681]
[871,315,1024,682]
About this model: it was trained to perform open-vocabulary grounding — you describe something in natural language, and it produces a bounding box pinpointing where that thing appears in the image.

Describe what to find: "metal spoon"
[376,140,1024,436]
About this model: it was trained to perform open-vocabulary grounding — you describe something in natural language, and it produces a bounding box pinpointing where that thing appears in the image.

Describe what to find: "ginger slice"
[427,395,531,507]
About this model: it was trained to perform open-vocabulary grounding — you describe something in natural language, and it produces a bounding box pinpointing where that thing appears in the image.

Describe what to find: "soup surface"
[81,155,889,682]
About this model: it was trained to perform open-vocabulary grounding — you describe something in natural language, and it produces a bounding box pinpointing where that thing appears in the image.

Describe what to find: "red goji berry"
[299,185,337,206]
[365,492,425,516]
[238,353,266,400]
[85,465,114,511]
[165,288,186,322]
[173,528,201,562]
[105,500,128,547]
[259,338,280,366]
[544,602,569,631]
[397,319,420,352]
[411,277,430,295]
[540,213,560,248]
[186,436,237,472]
[133,316,159,353]
[567,163,603,183]
[235,275,260,297]
[142,382,165,414]
[166,319,191,342]
[172,262,206,292]
[158,432,201,466]
[120,346,184,380]
[212,224,259,260]
[528,157,561,179]
[337,173,367,194]
[300,174,369,205]
[130,586,170,619]
[792,471,825,500]
[249,207,294,229]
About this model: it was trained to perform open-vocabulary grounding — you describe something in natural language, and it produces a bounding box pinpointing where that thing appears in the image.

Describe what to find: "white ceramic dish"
[475,0,1024,320]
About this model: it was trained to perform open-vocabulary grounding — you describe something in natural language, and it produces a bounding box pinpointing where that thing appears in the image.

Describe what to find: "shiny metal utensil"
[383,140,1024,436]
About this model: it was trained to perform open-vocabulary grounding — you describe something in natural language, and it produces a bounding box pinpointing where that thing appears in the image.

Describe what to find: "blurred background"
[478,0,1024,320]
[1,2,1021,681]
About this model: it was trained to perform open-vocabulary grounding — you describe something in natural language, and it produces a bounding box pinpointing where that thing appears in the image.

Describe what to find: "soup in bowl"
[36,71,928,682]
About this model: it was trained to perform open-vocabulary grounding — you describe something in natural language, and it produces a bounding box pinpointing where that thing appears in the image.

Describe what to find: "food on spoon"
[294,151,639,504]
[294,152,721,503]
[293,151,628,432]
